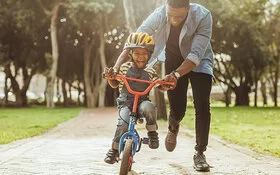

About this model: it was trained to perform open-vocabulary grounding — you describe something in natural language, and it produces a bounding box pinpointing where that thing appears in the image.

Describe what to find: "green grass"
[181,106,280,158]
[1,106,279,158]
[0,108,81,144]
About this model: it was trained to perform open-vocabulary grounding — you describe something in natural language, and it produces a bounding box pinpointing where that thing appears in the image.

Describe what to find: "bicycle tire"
[119,139,133,175]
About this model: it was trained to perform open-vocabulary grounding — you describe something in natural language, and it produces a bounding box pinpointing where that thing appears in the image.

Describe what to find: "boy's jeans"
[112,101,157,150]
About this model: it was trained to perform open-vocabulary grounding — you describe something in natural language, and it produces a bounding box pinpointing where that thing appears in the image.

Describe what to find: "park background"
[0,0,279,159]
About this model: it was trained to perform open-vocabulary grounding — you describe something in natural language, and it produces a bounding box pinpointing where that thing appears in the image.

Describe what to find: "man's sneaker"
[147,131,159,149]
[165,128,178,152]
[104,149,119,164]
[193,151,210,172]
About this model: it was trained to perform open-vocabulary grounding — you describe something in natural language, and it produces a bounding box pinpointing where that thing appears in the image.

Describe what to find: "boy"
[103,32,172,164]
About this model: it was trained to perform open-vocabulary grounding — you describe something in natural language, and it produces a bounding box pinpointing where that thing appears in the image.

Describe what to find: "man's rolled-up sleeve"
[187,12,213,66]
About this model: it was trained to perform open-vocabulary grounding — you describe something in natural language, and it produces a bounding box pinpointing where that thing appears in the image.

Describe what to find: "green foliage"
[194,0,278,106]
[0,0,49,71]
[67,0,114,28]
[68,0,115,13]
[0,108,81,144]
[182,106,280,157]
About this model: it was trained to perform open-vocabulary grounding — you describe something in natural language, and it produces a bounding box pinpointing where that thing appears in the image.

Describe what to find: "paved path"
[0,108,279,175]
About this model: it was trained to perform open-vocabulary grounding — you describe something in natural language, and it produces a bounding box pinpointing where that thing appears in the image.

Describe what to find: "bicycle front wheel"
[119,139,133,175]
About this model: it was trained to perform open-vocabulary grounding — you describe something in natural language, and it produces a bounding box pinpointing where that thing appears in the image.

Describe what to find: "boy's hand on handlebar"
[102,67,117,80]
[162,74,177,90]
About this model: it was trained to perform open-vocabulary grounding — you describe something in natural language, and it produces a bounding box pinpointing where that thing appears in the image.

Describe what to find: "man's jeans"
[167,71,212,152]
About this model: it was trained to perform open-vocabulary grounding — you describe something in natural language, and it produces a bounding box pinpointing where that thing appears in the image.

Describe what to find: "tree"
[36,0,62,108]
[265,1,280,107]
[0,0,48,106]
[199,0,270,106]
[122,0,137,32]
[67,0,114,107]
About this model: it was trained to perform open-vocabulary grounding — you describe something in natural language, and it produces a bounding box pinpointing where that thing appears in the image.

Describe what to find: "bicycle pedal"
[142,137,149,144]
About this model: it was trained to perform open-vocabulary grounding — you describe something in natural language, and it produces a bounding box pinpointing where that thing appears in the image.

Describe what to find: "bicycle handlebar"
[115,74,175,96]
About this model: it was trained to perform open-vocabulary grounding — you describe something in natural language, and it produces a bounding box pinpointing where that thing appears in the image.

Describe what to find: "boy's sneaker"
[147,131,159,149]
[104,149,119,164]
[193,151,210,172]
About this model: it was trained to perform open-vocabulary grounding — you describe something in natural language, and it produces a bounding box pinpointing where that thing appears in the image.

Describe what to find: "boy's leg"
[104,106,130,164]
[138,101,159,149]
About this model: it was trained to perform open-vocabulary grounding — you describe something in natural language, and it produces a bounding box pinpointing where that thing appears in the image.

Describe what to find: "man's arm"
[137,6,165,34]
[183,12,213,73]
[113,49,130,72]
[176,59,196,77]
[173,12,213,78]
[166,12,212,84]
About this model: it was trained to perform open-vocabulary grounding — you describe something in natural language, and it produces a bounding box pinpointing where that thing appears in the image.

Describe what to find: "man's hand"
[102,67,117,80]
[161,73,177,90]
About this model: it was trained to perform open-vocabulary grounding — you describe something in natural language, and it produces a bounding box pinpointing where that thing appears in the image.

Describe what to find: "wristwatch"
[172,71,180,79]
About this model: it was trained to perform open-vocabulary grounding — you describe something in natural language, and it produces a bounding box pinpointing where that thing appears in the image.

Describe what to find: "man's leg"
[190,72,212,171]
[165,75,188,152]
[138,101,159,149]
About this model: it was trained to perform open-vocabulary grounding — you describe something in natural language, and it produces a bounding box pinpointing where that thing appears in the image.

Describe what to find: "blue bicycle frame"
[118,112,140,157]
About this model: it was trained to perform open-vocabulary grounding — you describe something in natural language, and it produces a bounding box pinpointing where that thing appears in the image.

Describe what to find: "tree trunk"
[153,62,167,120]
[68,82,72,102]
[77,81,82,106]
[260,80,267,106]
[62,79,68,107]
[56,78,61,103]
[154,89,167,120]
[234,82,250,106]
[123,0,137,32]
[46,4,60,108]
[4,64,35,107]
[83,37,96,108]
[91,52,101,107]
[225,86,232,107]
[273,56,279,107]
[254,79,258,107]
[15,91,28,107]
[4,73,9,105]
[98,14,108,107]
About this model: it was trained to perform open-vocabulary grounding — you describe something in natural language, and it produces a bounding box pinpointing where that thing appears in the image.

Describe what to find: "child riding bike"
[103,32,174,164]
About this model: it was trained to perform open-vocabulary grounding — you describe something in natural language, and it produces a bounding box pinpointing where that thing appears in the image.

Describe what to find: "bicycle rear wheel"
[119,139,133,175]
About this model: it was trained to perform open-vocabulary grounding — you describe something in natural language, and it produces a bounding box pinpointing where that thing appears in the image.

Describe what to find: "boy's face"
[132,48,149,69]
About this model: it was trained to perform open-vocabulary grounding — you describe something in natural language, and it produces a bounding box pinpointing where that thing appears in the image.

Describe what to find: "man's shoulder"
[188,3,211,23]
[190,3,210,15]
[154,5,166,13]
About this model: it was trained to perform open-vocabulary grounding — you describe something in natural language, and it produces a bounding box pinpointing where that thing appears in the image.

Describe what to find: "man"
[113,0,213,172]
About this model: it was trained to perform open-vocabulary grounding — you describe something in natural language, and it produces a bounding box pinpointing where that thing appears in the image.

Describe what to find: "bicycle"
[114,74,174,175]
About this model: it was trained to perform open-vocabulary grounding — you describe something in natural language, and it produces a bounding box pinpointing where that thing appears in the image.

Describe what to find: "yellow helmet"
[124,32,155,53]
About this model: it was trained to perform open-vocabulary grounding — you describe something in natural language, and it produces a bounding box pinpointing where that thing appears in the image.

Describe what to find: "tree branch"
[36,0,52,16]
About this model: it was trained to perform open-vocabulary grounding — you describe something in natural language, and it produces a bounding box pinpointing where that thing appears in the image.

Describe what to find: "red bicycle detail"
[115,74,174,175]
